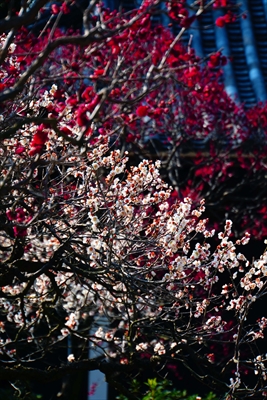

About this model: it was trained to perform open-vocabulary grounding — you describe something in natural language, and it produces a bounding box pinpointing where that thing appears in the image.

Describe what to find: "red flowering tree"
[2,1,267,399]
[2,0,264,241]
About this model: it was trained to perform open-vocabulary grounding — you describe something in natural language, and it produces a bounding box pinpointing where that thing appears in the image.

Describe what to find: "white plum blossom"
[67,354,75,362]
[1,114,267,398]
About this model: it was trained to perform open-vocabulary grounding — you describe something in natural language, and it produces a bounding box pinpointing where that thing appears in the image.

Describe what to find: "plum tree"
[1,1,267,399]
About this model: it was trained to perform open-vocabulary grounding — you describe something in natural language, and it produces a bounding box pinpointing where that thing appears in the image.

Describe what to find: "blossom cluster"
[1,109,267,395]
